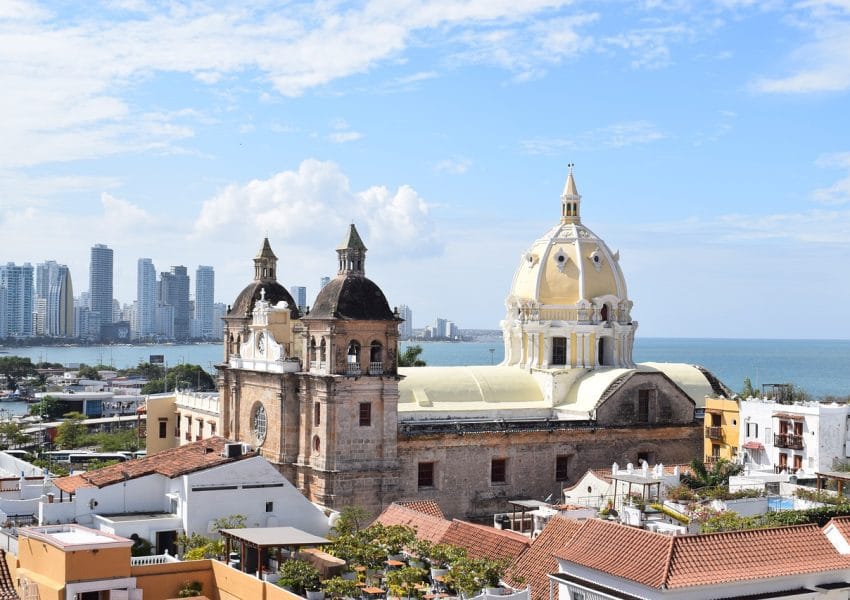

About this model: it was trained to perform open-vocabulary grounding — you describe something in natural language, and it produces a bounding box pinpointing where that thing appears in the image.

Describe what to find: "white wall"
[184,456,329,537]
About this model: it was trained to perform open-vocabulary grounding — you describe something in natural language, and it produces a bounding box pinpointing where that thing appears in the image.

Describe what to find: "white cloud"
[328,131,363,143]
[194,159,440,257]
[520,120,665,155]
[434,157,472,174]
[811,151,850,205]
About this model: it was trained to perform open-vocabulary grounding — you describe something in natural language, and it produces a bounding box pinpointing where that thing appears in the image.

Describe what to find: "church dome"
[508,168,628,307]
[305,224,397,321]
[307,274,396,321]
[228,238,300,319]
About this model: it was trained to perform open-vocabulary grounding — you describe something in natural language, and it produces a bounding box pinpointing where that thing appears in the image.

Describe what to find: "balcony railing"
[705,455,720,465]
[346,364,361,376]
[705,426,723,440]
[369,362,383,375]
[774,433,803,450]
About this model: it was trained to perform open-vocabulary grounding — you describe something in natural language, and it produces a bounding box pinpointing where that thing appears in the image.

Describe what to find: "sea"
[1,338,847,415]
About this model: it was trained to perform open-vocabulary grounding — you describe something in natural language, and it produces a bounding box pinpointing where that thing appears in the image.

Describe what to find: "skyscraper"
[398,304,413,339]
[89,244,113,340]
[161,266,190,341]
[0,263,33,337]
[320,276,330,290]
[36,261,73,337]
[136,258,156,339]
[195,265,215,339]
[290,285,307,312]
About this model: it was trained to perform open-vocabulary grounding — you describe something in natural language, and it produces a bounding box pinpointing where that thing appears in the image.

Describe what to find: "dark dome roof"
[228,281,301,319]
[306,275,396,321]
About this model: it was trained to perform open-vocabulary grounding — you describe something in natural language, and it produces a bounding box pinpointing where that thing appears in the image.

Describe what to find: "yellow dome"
[508,169,627,307]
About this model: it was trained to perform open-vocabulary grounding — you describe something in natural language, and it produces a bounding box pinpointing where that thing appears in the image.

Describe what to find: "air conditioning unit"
[224,443,243,458]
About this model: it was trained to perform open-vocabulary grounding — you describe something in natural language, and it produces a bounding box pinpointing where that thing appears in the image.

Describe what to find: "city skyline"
[2,2,850,339]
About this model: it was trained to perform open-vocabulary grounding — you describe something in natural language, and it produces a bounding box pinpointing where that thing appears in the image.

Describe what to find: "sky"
[2,0,850,340]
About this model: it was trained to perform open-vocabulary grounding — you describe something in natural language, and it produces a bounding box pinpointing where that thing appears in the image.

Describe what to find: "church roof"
[398,362,721,420]
[229,280,300,319]
[305,274,396,321]
[337,223,367,251]
[256,237,277,259]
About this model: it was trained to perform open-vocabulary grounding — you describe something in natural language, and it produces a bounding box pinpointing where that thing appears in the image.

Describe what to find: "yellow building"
[704,396,740,463]
[8,523,300,600]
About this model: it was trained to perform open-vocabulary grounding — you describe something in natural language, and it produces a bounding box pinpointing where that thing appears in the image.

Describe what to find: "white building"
[739,398,850,475]
[45,437,330,555]
[195,265,215,339]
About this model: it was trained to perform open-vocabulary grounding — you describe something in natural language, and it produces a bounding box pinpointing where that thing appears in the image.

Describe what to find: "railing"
[131,552,179,566]
[774,433,803,450]
[775,464,789,474]
[705,455,720,465]
[369,362,383,375]
[705,427,723,440]
[346,364,361,376]
[310,360,327,371]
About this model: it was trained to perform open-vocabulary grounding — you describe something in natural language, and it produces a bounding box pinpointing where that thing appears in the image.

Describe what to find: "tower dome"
[229,238,300,319]
[502,166,636,370]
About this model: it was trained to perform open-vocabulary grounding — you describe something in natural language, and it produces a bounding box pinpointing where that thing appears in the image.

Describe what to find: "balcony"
[369,362,383,375]
[705,455,720,465]
[774,433,803,450]
[346,364,361,376]
[705,426,723,440]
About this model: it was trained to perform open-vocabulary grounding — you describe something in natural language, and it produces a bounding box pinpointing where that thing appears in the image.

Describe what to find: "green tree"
[0,421,29,448]
[398,345,426,367]
[29,395,67,420]
[330,505,369,538]
[740,377,758,399]
[55,412,89,449]
[77,364,101,380]
[89,429,143,452]
[681,458,743,490]
[0,355,37,390]
[119,362,165,380]
[141,364,215,394]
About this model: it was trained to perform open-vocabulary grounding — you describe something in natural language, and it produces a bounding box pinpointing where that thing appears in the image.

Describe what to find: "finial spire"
[336,223,367,275]
[560,163,581,224]
[253,238,278,281]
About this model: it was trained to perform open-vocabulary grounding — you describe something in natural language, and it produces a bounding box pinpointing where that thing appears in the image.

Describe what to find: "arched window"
[598,337,606,366]
[601,304,609,322]
[369,341,383,375]
[319,338,327,362]
[347,340,361,374]
[309,337,317,364]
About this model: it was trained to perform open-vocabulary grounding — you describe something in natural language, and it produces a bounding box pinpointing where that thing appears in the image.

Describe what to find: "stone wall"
[595,372,695,427]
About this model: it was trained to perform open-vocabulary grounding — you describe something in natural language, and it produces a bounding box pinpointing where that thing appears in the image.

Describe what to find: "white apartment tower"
[290,285,307,312]
[398,304,413,339]
[0,263,33,338]
[195,265,215,339]
[136,258,156,339]
[89,244,114,340]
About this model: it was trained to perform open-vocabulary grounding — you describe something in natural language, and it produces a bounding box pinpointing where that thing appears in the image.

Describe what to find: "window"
[359,402,372,426]
[793,454,802,470]
[555,455,570,482]
[314,402,321,426]
[491,458,507,484]
[637,451,655,465]
[158,419,167,439]
[185,416,192,441]
[637,390,650,423]
[746,422,759,438]
[313,435,320,452]
[552,337,567,366]
[251,403,267,445]
[418,462,435,488]
[266,501,274,513]
[210,422,216,436]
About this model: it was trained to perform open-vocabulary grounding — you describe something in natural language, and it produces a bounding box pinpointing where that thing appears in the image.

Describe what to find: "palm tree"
[682,457,742,490]
[398,345,426,367]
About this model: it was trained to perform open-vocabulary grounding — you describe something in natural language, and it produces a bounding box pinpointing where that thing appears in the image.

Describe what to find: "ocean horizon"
[3,336,847,400]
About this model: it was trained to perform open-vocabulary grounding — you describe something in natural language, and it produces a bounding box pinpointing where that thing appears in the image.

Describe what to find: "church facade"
[218,170,729,518]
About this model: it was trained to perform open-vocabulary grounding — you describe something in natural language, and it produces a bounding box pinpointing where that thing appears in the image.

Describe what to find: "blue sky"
[2,0,850,339]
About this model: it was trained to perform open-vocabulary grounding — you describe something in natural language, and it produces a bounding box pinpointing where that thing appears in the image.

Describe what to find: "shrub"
[278,559,321,595]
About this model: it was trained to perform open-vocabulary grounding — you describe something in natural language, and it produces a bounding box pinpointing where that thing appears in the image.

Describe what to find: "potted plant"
[278,559,321,597]
[324,576,361,600]
[385,565,427,600]
[378,524,416,560]
[482,558,507,595]
[428,544,465,580]
[177,581,203,598]
[407,538,433,568]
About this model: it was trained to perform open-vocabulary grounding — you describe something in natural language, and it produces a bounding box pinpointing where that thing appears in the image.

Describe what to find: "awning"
[743,441,764,450]
[773,413,804,421]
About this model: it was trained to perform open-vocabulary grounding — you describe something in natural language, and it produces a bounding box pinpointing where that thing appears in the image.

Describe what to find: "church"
[217,168,729,519]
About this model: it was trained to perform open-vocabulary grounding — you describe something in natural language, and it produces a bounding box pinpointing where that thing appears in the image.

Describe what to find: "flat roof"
[611,473,664,484]
[220,526,330,547]
[19,524,132,551]
[509,500,551,509]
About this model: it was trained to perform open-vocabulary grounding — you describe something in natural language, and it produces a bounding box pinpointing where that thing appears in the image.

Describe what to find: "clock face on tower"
[257,332,265,353]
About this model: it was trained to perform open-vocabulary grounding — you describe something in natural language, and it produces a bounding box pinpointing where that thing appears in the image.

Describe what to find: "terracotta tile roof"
[396,500,445,519]
[504,516,582,600]
[826,515,850,541]
[554,519,850,590]
[0,550,19,600]
[374,503,452,543]
[53,437,254,494]
[441,520,530,562]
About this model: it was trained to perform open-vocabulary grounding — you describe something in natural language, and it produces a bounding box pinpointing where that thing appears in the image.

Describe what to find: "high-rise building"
[136,258,156,340]
[35,261,73,337]
[160,266,190,341]
[212,302,226,340]
[89,244,114,340]
[0,286,6,339]
[290,285,307,312]
[319,276,330,290]
[398,304,413,339]
[195,266,215,339]
[0,263,33,338]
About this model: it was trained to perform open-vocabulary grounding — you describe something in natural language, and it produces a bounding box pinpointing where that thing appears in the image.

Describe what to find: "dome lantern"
[336,224,367,276]
[560,163,581,224]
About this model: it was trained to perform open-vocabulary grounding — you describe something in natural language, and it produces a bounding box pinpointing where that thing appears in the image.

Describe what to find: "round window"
[557,255,565,263]
[251,403,267,445]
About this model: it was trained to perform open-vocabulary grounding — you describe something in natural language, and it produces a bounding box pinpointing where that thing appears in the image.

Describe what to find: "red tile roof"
[53,437,254,494]
[826,515,850,541]
[374,503,529,562]
[374,503,452,543]
[441,520,530,562]
[555,518,850,590]
[396,500,445,519]
[504,516,582,600]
